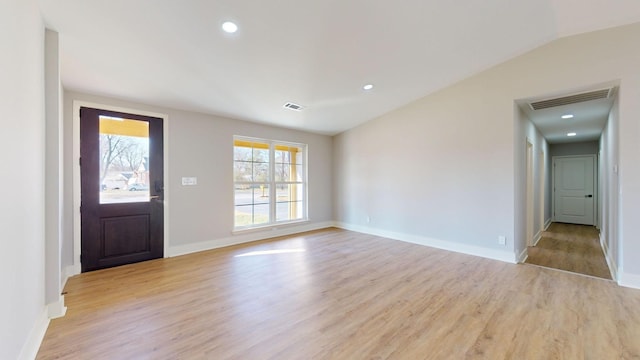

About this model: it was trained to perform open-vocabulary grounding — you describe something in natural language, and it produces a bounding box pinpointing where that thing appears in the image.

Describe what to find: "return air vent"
[529,88,613,110]
[283,102,304,111]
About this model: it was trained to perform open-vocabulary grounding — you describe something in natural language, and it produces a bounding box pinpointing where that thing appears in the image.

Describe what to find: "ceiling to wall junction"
[38,0,640,135]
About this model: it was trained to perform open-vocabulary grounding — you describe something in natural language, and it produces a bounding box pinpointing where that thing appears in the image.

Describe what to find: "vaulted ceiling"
[39,0,640,135]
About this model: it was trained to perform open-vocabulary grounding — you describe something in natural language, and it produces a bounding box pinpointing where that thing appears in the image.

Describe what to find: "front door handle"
[585,194,593,198]
[155,180,164,194]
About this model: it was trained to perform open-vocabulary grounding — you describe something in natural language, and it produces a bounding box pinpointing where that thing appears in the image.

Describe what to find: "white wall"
[62,91,334,269]
[515,107,549,261]
[0,0,47,359]
[334,22,640,286]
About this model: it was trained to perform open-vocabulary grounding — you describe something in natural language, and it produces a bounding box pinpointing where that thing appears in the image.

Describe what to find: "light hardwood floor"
[525,223,612,280]
[38,228,640,359]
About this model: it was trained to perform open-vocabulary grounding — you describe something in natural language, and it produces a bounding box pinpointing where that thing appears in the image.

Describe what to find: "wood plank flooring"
[525,223,612,280]
[37,228,640,359]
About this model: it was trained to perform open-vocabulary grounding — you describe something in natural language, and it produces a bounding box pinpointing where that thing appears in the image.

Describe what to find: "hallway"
[525,223,612,280]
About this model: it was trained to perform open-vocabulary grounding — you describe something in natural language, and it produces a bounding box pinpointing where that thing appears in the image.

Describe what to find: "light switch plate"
[182,177,197,186]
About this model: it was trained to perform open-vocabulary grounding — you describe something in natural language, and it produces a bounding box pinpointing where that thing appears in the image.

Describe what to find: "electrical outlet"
[498,236,506,246]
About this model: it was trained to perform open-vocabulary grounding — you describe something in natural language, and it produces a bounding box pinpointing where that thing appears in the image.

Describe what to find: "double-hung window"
[233,136,307,229]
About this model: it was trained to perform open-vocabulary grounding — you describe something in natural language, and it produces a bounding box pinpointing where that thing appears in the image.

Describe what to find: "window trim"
[233,136,308,230]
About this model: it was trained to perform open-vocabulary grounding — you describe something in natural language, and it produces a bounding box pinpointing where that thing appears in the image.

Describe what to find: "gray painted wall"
[62,91,334,269]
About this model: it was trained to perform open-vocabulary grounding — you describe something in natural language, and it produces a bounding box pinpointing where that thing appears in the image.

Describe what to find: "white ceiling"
[517,86,616,144]
[38,0,640,135]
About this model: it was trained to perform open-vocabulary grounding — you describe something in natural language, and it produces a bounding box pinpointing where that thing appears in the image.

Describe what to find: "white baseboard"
[18,308,49,360]
[544,218,552,230]
[599,234,618,281]
[62,264,79,289]
[334,222,517,264]
[618,271,640,290]
[532,230,542,247]
[47,295,67,319]
[168,221,335,257]
[517,248,528,263]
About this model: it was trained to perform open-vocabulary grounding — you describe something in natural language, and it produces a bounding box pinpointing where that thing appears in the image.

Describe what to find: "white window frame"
[233,136,308,230]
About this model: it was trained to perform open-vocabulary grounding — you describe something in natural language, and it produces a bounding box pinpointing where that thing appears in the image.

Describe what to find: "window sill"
[232,219,310,235]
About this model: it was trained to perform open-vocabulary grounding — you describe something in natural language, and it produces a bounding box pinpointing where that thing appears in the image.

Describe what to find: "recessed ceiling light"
[561,114,574,119]
[363,84,374,91]
[222,21,238,33]
[567,132,577,137]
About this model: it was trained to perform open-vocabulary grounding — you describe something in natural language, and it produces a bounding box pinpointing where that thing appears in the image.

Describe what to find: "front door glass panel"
[99,115,150,204]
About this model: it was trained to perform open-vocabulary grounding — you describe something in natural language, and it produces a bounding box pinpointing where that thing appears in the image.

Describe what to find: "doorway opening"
[515,83,618,280]
[72,101,169,273]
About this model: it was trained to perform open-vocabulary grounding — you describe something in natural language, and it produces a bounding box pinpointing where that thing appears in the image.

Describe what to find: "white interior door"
[553,155,595,225]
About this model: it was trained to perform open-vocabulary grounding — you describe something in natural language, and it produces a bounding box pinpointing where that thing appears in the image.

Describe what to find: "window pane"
[234,160,252,181]
[293,164,303,182]
[234,185,271,227]
[234,205,253,227]
[276,201,304,222]
[99,117,150,204]
[276,184,290,202]
[234,146,251,161]
[275,184,304,222]
[253,162,269,182]
[234,186,252,206]
[253,185,269,205]
[253,148,269,163]
[294,200,303,218]
[234,202,271,227]
[275,149,291,164]
[253,204,270,225]
[293,184,304,202]
[275,163,291,182]
[276,202,290,222]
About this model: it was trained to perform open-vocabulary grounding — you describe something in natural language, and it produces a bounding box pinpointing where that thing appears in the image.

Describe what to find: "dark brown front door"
[80,107,164,272]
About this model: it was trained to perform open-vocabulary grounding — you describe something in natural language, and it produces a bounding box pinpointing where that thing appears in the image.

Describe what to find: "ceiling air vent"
[283,102,304,111]
[529,88,613,110]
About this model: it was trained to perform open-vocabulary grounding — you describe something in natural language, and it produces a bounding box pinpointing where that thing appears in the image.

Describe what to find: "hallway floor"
[525,222,612,280]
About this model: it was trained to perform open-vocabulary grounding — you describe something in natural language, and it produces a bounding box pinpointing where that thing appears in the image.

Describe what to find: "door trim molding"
[72,100,169,275]
[525,138,534,247]
[551,154,597,225]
